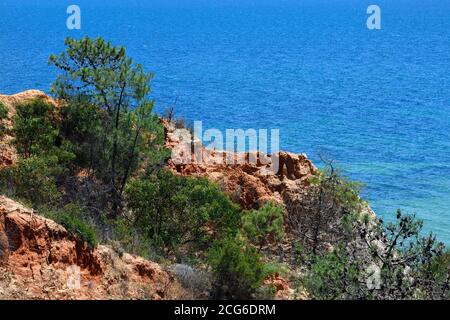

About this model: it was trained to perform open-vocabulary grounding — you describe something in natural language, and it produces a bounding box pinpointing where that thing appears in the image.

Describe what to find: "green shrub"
[302,247,360,300]
[208,237,272,299]
[12,98,59,157]
[0,156,61,207]
[242,202,285,252]
[125,170,240,252]
[44,204,98,248]
[0,101,7,136]
[1,98,75,206]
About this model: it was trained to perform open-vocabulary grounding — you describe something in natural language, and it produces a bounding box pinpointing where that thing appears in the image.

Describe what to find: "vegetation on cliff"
[293,165,449,299]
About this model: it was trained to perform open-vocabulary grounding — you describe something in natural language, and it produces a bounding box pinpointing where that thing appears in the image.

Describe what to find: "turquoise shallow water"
[0,0,449,243]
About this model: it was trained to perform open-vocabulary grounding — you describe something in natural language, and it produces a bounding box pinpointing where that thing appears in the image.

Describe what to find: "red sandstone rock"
[163,120,317,209]
[0,196,180,300]
[263,274,294,300]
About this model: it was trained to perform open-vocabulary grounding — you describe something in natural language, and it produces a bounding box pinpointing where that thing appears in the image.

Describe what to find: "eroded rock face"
[0,196,180,300]
[163,121,318,209]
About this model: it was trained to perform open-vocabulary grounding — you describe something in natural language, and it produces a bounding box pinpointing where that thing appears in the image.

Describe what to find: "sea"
[0,0,449,243]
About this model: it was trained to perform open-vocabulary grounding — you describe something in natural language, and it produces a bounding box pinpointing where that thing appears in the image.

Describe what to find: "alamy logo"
[66,265,81,290]
[67,5,81,30]
[366,264,381,290]
[170,121,280,174]
[367,5,381,30]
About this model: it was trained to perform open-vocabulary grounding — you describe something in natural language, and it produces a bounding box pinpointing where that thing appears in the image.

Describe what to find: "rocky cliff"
[0,195,181,300]
[0,90,303,299]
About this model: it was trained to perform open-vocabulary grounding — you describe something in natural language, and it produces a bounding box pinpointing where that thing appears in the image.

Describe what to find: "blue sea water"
[0,0,449,243]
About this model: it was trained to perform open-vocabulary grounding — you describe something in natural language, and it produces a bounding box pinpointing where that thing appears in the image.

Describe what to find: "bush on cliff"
[0,98,76,207]
[208,236,268,299]
[242,202,285,252]
[0,155,62,207]
[12,98,60,158]
[125,170,241,253]
[10,97,75,169]
[301,246,360,299]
